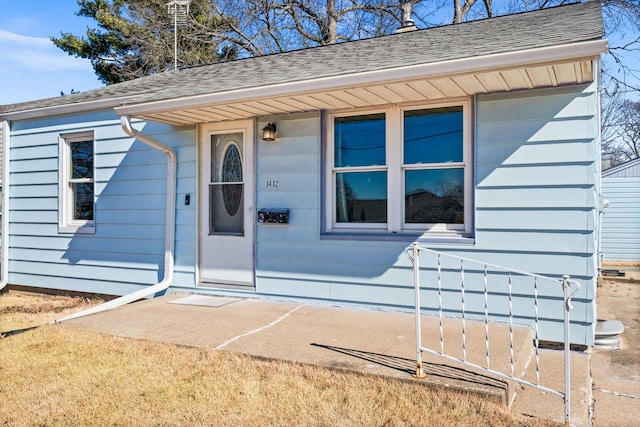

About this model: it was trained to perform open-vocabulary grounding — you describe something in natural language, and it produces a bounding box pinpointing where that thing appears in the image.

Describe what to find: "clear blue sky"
[0,1,637,105]
[0,1,103,104]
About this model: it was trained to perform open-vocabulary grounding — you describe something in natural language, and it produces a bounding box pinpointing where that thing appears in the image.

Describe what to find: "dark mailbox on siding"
[258,208,289,224]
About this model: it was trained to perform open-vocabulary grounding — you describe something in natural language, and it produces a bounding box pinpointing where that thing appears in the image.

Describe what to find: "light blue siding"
[601,177,640,261]
[0,125,4,188]
[475,187,595,208]
[6,111,198,295]
[6,83,599,345]
[472,85,598,344]
[476,209,595,231]
[247,85,599,345]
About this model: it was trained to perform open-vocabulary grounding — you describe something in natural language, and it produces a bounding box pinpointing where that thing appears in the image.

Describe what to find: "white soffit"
[117,40,605,125]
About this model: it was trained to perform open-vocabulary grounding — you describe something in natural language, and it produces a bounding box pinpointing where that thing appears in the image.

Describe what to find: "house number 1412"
[266,180,279,188]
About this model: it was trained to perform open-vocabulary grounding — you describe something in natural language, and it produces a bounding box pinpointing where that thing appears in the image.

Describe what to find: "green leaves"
[51,0,230,85]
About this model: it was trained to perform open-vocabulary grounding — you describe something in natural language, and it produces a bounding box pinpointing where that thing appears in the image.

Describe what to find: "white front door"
[199,120,254,287]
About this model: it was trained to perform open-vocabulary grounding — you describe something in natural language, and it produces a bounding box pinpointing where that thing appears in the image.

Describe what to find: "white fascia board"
[0,96,136,122]
[116,39,608,117]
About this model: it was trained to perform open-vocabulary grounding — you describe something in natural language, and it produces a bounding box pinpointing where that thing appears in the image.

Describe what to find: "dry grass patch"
[0,289,103,334]
[0,291,556,426]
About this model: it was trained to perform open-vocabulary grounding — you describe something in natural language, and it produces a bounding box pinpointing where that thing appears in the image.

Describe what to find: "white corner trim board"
[0,121,10,291]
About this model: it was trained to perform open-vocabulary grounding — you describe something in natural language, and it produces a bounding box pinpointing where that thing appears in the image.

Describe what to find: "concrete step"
[511,348,591,426]
[416,316,534,405]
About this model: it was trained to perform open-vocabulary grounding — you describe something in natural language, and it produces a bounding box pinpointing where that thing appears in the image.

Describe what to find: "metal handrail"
[407,243,580,424]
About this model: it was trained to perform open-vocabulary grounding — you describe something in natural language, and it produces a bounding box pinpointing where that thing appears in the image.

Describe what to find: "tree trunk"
[326,0,338,44]
[453,0,492,23]
[483,0,493,18]
[453,0,463,23]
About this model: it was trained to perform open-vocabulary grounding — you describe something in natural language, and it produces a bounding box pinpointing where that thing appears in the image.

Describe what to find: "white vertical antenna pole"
[167,1,191,70]
[174,4,178,70]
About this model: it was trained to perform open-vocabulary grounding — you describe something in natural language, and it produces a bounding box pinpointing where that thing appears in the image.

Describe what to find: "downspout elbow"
[54,116,177,323]
[120,116,176,161]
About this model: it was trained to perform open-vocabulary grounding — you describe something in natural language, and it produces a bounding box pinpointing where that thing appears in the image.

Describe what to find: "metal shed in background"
[601,158,640,262]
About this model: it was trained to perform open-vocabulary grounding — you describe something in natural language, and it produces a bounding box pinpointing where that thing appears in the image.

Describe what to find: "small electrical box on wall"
[258,208,289,224]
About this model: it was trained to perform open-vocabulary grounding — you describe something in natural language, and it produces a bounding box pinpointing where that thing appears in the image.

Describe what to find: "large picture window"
[59,131,95,234]
[327,101,472,236]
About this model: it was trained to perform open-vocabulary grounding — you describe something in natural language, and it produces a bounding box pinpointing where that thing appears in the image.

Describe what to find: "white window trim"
[58,131,95,234]
[328,109,390,231]
[325,99,473,237]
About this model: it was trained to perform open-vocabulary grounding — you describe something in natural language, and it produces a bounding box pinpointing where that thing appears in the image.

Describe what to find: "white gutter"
[0,96,136,123]
[0,121,10,291]
[0,40,608,124]
[54,115,177,323]
[115,40,608,117]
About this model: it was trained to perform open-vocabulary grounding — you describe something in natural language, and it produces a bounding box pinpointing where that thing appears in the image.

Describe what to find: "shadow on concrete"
[311,343,508,396]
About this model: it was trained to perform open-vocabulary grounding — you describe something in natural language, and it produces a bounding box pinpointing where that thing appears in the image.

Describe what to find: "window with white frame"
[59,131,95,234]
[326,100,472,236]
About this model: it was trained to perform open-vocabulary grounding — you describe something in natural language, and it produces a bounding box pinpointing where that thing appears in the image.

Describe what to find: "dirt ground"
[592,271,640,427]
[0,289,104,334]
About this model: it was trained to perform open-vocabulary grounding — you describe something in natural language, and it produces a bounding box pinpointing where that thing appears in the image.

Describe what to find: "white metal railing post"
[407,244,580,420]
[413,243,427,378]
[562,275,572,425]
[483,265,490,370]
[509,272,515,377]
[460,260,467,362]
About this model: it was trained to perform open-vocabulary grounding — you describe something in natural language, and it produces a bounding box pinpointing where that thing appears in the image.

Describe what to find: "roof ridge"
[0,1,604,117]
[162,1,600,76]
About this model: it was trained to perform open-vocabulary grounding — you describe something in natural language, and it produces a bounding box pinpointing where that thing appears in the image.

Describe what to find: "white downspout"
[0,121,10,291]
[54,116,177,322]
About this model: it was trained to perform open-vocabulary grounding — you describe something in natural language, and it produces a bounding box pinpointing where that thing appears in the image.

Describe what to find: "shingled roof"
[0,1,604,117]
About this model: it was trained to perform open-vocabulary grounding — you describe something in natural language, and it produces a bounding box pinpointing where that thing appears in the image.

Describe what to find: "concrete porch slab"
[58,293,588,425]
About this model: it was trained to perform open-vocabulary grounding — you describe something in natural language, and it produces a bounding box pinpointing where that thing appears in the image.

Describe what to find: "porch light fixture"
[262,123,277,141]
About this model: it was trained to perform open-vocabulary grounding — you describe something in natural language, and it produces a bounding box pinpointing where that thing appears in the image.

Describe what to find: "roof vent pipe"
[396,1,417,33]
[397,19,417,33]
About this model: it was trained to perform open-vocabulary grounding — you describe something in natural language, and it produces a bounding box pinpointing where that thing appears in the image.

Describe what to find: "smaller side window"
[59,131,95,234]
[402,106,466,230]
[332,113,388,227]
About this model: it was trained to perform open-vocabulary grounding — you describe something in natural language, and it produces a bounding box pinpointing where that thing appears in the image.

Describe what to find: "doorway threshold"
[169,294,242,308]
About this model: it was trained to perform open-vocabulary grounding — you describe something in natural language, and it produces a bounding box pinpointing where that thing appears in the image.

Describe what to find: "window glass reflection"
[72,183,94,221]
[405,168,464,224]
[335,114,386,167]
[71,141,93,179]
[336,171,387,223]
[404,107,463,164]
